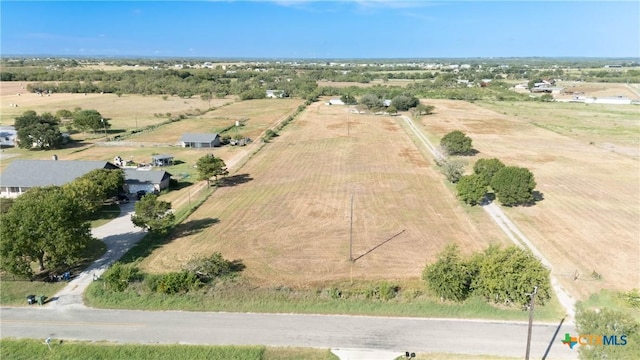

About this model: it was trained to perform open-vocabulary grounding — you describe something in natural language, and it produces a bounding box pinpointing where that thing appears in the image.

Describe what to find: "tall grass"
[84,278,565,322]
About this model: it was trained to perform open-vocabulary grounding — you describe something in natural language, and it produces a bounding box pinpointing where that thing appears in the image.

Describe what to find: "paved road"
[0,307,577,359]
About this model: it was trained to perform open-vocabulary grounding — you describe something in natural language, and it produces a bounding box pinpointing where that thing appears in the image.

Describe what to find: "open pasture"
[130,98,304,144]
[421,99,639,300]
[478,100,640,157]
[0,81,233,127]
[138,101,509,287]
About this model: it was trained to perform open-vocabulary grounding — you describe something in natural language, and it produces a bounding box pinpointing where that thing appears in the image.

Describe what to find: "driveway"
[47,201,146,308]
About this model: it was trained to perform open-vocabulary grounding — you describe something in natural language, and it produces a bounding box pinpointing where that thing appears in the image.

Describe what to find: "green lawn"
[0,339,337,360]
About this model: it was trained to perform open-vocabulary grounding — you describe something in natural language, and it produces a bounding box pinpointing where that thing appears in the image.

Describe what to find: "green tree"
[423,244,472,302]
[473,158,505,185]
[456,174,487,205]
[575,306,640,359]
[390,95,419,111]
[55,109,74,120]
[440,130,473,155]
[490,166,537,206]
[413,103,435,116]
[0,186,92,276]
[469,245,551,306]
[340,94,357,105]
[386,105,398,115]
[14,110,63,150]
[63,169,125,213]
[73,109,108,133]
[359,93,383,110]
[196,154,229,186]
[440,158,466,183]
[131,194,175,234]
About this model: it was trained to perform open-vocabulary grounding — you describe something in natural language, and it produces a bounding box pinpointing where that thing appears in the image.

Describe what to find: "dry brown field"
[138,101,510,287]
[130,98,304,144]
[419,99,640,300]
[0,81,233,127]
[556,81,640,101]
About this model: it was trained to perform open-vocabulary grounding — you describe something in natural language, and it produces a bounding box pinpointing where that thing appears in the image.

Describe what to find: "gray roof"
[180,133,219,143]
[151,154,174,160]
[124,169,172,185]
[0,160,118,188]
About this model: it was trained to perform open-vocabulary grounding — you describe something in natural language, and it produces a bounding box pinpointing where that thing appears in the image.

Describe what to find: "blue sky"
[1,1,638,58]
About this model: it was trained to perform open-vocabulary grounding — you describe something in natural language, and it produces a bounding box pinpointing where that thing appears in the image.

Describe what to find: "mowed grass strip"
[138,101,509,285]
[421,99,640,300]
[0,339,338,360]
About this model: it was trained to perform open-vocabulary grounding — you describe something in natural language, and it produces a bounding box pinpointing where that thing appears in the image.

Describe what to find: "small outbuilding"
[179,133,221,148]
[151,154,174,166]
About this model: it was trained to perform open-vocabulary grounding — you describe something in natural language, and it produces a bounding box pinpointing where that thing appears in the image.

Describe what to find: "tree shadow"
[353,229,406,262]
[169,180,192,191]
[230,259,246,273]
[171,217,219,238]
[461,149,480,156]
[542,317,566,359]
[218,173,253,187]
[172,159,185,165]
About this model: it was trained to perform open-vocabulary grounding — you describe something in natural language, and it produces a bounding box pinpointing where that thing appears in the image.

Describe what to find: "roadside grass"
[84,278,565,322]
[0,238,106,306]
[0,339,338,360]
[579,289,640,322]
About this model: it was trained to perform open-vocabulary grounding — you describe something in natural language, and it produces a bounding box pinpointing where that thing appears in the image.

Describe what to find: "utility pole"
[347,111,350,137]
[525,285,538,360]
[101,118,107,139]
[349,194,354,262]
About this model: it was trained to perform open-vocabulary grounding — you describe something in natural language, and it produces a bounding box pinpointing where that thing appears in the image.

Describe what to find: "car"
[136,190,147,200]
[116,194,129,204]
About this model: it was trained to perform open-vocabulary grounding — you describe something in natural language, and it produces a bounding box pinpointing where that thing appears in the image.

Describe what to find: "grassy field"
[419,99,639,300]
[136,101,510,287]
[0,81,233,127]
[0,339,338,360]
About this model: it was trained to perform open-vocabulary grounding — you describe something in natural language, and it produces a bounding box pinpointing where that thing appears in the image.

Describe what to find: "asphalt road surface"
[1,307,577,359]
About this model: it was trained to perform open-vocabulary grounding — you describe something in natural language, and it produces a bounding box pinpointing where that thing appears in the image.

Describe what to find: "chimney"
[52,154,58,161]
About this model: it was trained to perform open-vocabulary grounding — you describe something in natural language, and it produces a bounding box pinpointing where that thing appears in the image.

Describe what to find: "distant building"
[179,133,221,148]
[326,99,345,105]
[0,126,17,148]
[151,154,174,167]
[266,90,286,98]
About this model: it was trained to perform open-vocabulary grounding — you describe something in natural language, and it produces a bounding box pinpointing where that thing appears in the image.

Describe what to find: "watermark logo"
[561,333,627,349]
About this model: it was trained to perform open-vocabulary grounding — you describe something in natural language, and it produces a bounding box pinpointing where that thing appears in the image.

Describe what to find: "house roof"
[124,169,172,185]
[0,160,118,188]
[180,133,220,143]
[151,154,174,160]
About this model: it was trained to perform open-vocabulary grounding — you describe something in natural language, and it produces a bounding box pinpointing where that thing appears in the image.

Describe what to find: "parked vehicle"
[136,190,147,200]
[117,194,129,204]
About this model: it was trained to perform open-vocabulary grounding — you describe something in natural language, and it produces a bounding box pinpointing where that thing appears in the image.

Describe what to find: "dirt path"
[400,115,576,320]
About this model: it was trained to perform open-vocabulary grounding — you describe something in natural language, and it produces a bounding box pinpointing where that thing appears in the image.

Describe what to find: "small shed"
[152,154,174,167]
[179,133,221,148]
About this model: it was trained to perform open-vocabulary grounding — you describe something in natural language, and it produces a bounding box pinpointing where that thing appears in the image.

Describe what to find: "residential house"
[123,169,172,194]
[0,159,119,198]
[179,133,221,148]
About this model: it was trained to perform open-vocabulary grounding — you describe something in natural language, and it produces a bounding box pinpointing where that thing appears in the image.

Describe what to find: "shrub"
[183,252,233,282]
[423,244,472,302]
[146,271,203,294]
[102,262,141,292]
[440,130,473,155]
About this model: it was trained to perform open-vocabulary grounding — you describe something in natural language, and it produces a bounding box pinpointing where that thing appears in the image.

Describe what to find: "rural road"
[399,115,576,320]
[0,307,577,359]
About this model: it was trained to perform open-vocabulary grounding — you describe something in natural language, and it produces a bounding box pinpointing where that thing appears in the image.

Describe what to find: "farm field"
[0,81,233,127]
[420,99,640,300]
[138,101,510,287]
